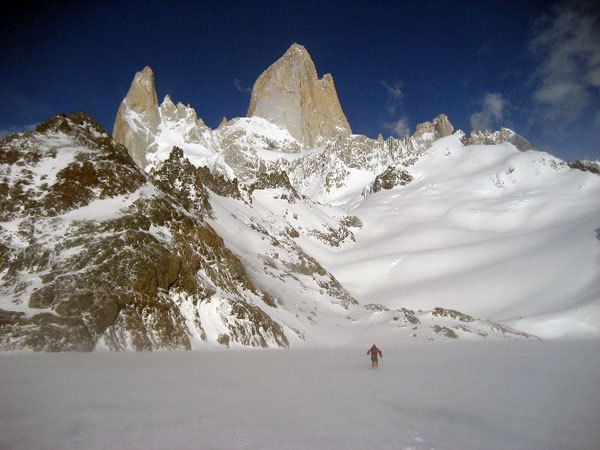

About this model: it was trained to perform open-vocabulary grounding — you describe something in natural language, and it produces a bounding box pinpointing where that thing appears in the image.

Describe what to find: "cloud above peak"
[380,80,410,137]
[381,81,403,115]
[384,116,410,138]
[529,2,600,124]
[470,92,509,131]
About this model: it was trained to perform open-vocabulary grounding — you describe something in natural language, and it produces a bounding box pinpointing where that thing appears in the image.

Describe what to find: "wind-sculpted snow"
[325,136,600,338]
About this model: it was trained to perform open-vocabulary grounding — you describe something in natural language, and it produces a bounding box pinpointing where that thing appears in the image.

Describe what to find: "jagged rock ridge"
[111,44,539,200]
[467,127,538,152]
[113,67,212,170]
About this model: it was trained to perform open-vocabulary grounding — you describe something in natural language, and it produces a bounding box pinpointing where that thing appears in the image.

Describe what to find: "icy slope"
[316,135,600,338]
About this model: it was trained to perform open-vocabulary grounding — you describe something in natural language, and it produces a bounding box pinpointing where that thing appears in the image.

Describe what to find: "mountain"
[246,43,352,147]
[1,44,599,351]
[113,66,161,169]
[0,113,291,350]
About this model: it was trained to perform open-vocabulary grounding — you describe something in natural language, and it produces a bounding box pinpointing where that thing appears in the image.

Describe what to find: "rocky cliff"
[112,66,161,169]
[246,43,352,148]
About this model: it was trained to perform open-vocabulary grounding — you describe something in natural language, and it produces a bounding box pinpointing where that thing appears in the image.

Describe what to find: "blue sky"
[1,0,598,161]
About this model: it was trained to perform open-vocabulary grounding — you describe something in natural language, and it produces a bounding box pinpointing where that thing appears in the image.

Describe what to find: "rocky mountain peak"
[408,114,456,152]
[159,95,200,123]
[113,66,161,169]
[282,43,314,67]
[412,114,454,141]
[246,43,352,148]
[433,113,454,138]
[123,66,158,114]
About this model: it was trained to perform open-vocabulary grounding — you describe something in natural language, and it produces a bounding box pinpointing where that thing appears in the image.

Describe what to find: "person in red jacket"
[367,344,382,368]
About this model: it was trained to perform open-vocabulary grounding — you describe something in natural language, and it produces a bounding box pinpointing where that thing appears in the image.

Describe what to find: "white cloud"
[381,81,403,115]
[380,81,410,136]
[470,92,509,131]
[384,116,410,137]
[529,2,600,123]
[234,78,251,93]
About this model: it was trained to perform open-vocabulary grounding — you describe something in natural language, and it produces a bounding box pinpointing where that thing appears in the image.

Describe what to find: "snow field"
[315,140,600,338]
[1,340,598,450]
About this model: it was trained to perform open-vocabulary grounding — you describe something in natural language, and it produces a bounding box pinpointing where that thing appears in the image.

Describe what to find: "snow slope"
[200,129,600,341]
[312,136,600,339]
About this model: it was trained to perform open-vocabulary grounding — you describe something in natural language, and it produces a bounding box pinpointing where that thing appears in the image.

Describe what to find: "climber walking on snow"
[367,344,382,368]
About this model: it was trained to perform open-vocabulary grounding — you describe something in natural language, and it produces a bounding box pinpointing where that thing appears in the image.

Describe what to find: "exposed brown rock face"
[112,66,160,168]
[412,114,454,141]
[433,113,454,139]
[247,43,352,148]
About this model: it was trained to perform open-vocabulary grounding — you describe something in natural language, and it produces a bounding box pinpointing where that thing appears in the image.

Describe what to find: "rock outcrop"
[412,114,454,142]
[467,127,538,152]
[113,66,161,168]
[158,95,210,144]
[247,43,352,148]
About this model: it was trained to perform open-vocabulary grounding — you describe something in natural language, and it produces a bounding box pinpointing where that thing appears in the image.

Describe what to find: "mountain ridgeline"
[1,44,597,351]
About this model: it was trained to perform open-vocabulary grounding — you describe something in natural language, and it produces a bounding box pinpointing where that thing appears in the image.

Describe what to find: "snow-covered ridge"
[111,49,554,207]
